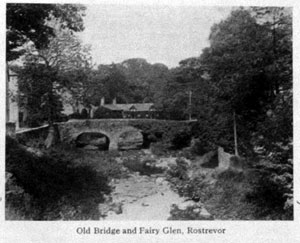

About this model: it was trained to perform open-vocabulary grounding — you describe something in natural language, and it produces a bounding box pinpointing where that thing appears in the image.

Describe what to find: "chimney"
[112,97,117,105]
[100,97,105,106]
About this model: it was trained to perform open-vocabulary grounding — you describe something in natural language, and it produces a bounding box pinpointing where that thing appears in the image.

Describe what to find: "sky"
[77,5,233,68]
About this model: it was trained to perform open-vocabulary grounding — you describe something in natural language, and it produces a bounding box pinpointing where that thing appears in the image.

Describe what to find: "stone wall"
[217,147,232,171]
[217,147,244,172]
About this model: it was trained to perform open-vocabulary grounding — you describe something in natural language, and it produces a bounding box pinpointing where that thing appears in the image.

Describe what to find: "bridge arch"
[117,129,143,150]
[75,132,110,150]
[69,128,115,149]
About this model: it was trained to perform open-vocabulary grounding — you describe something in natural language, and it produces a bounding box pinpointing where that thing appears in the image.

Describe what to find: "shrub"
[129,120,193,146]
[245,158,293,219]
[5,136,111,220]
[190,138,216,156]
[170,128,192,149]
[123,156,164,176]
[167,158,189,181]
[93,107,123,119]
[150,142,170,156]
[68,112,84,119]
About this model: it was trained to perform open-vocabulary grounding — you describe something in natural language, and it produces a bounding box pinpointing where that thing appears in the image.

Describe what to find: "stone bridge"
[57,119,146,150]
[16,119,196,151]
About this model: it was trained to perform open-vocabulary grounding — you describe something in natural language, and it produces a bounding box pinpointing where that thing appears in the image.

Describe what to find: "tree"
[6,3,86,61]
[118,58,170,103]
[197,8,292,153]
[17,63,63,128]
[25,28,92,111]
[6,4,86,124]
[102,64,131,103]
[195,7,292,213]
[9,4,88,148]
[250,7,292,94]
[18,28,92,123]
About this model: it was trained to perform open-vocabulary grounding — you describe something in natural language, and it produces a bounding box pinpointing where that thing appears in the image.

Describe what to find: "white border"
[1,1,299,242]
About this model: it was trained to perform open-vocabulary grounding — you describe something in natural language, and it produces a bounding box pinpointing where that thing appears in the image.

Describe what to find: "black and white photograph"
[2,0,299,242]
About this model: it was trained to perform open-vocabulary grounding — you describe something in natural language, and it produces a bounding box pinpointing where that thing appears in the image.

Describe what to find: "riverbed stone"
[155,177,164,185]
[200,207,212,218]
[218,147,232,170]
[177,200,197,210]
[193,208,201,214]
[83,144,99,150]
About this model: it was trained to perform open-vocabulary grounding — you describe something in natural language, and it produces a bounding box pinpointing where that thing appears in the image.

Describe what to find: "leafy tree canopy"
[7,3,86,61]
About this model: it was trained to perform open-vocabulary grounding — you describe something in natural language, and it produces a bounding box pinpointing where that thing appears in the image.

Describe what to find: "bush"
[5,136,111,220]
[171,128,192,149]
[93,107,123,119]
[129,120,194,149]
[190,138,217,156]
[123,156,164,176]
[167,158,189,181]
[150,142,170,156]
[68,112,85,119]
[245,158,293,219]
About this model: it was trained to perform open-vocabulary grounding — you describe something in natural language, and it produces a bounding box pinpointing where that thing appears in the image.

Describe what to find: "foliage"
[167,158,190,181]
[68,112,86,119]
[48,145,126,180]
[93,106,123,119]
[80,59,171,107]
[117,58,171,103]
[122,156,164,176]
[17,63,64,127]
[190,138,216,156]
[170,128,192,149]
[7,3,86,61]
[19,31,92,124]
[129,120,193,147]
[246,158,293,218]
[5,136,111,220]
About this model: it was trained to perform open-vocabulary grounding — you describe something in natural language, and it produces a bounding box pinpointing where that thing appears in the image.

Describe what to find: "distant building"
[95,97,159,119]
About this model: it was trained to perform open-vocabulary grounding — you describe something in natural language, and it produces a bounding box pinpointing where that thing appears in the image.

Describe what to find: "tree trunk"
[233,111,239,156]
[44,124,56,149]
[45,85,56,149]
[6,63,10,123]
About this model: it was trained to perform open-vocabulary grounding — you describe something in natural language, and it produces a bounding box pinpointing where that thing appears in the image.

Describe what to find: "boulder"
[155,177,164,185]
[26,147,44,157]
[199,207,212,219]
[155,157,177,170]
[83,144,99,150]
[193,208,201,214]
[90,137,107,146]
[217,147,244,172]
[177,200,198,210]
[217,147,232,170]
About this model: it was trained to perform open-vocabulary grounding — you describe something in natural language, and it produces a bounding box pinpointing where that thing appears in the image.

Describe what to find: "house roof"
[102,103,155,112]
